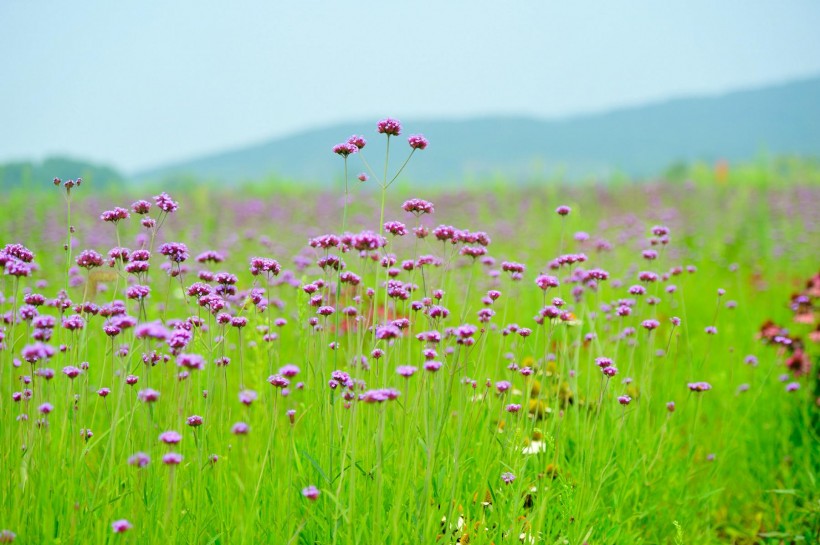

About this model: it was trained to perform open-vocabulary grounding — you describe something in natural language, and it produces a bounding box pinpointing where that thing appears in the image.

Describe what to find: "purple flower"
[501,472,516,484]
[641,319,660,331]
[238,390,257,406]
[131,200,151,214]
[506,403,521,413]
[332,142,358,157]
[407,134,428,150]
[21,342,56,364]
[267,374,290,388]
[279,364,300,377]
[704,326,717,335]
[617,395,632,405]
[162,453,183,465]
[595,357,613,368]
[111,519,132,534]
[785,382,800,392]
[232,422,250,435]
[185,414,202,428]
[302,485,320,500]
[601,366,618,378]
[555,205,571,216]
[347,135,367,149]
[0,530,16,543]
[38,402,53,414]
[384,221,408,236]
[137,388,160,402]
[424,360,442,372]
[62,366,82,379]
[666,401,676,412]
[129,452,150,468]
[396,365,417,378]
[535,274,560,290]
[402,198,435,215]
[357,173,369,182]
[158,242,189,263]
[377,117,402,136]
[177,353,205,370]
[100,207,130,223]
[76,250,104,269]
[495,381,512,394]
[159,431,182,445]
[359,388,401,403]
[687,382,712,392]
[154,192,179,213]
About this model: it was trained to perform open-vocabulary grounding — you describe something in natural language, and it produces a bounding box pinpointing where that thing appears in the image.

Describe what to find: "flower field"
[0,123,818,544]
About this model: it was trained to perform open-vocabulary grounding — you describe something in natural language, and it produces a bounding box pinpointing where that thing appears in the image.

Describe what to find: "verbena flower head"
[424,360,442,372]
[641,319,660,331]
[495,380,512,393]
[186,415,203,427]
[137,388,159,402]
[377,117,402,136]
[159,242,189,263]
[347,135,367,149]
[154,192,179,213]
[302,485,320,500]
[158,431,182,445]
[506,403,522,413]
[231,421,250,435]
[402,198,434,215]
[556,205,571,216]
[332,142,358,157]
[238,390,257,406]
[279,364,300,377]
[396,365,417,378]
[128,452,151,468]
[0,529,16,543]
[76,250,104,269]
[111,520,132,534]
[162,452,183,465]
[595,357,613,368]
[100,207,130,223]
[408,134,428,150]
[687,381,712,392]
[131,200,151,214]
[501,472,516,484]
[359,388,401,403]
[601,366,618,378]
[618,395,632,405]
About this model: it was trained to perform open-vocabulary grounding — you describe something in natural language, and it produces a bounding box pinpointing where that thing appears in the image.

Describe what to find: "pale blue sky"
[2,1,819,173]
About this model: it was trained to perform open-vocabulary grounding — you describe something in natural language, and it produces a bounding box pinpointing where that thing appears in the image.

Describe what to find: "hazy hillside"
[0,157,123,190]
[131,75,820,184]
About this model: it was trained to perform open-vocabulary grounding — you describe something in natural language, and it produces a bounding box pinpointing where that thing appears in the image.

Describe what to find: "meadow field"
[0,127,818,544]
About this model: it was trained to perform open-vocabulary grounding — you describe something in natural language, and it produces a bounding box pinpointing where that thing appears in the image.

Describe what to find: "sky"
[2,1,820,174]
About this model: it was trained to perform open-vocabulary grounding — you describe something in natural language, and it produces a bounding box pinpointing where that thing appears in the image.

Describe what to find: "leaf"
[300,449,330,484]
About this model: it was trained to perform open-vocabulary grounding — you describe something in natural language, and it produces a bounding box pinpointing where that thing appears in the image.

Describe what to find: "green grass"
[0,172,818,544]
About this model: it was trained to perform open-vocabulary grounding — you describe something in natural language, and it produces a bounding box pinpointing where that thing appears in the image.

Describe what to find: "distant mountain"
[0,156,124,190]
[132,75,819,184]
